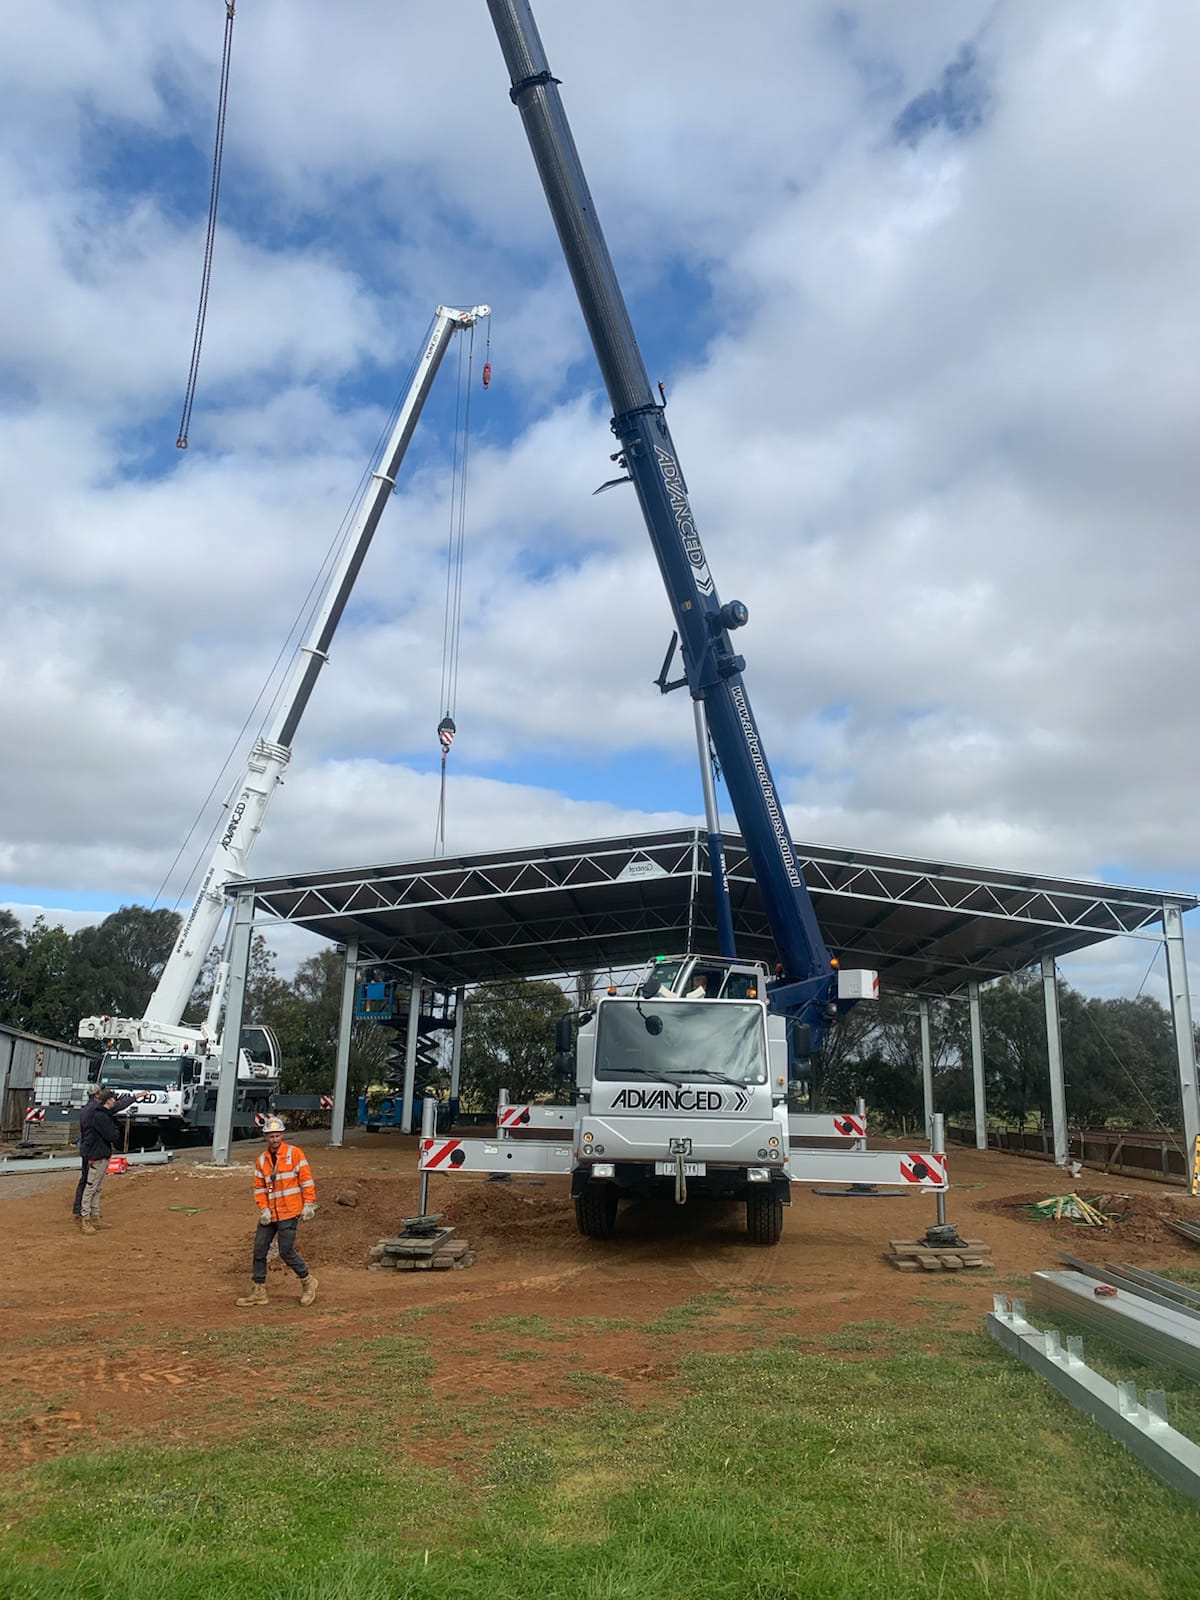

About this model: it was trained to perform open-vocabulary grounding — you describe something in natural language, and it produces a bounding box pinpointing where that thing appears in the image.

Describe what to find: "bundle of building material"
[1025,1194,1112,1226]
[1031,1269,1200,1380]
[1166,1216,1200,1247]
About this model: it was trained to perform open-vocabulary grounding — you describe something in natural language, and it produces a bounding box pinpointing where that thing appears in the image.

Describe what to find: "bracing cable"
[176,2,238,450]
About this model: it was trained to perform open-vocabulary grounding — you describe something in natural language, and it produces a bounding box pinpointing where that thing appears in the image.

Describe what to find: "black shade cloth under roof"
[231,828,1197,996]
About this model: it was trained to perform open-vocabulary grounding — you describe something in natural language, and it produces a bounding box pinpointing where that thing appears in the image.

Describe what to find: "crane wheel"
[575,1183,619,1240]
[746,1187,784,1246]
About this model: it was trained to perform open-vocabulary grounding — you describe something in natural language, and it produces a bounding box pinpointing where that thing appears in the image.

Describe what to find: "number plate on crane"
[655,1160,707,1177]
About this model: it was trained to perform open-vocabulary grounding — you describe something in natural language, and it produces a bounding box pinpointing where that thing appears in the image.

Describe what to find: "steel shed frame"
[208,828,1200,1167]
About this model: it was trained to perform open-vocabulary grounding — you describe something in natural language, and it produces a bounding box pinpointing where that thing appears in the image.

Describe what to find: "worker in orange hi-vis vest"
[235,1117,318,1308]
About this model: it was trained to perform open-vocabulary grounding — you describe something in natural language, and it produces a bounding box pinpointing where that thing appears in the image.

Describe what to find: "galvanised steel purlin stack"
[1032,1270,1200,1380]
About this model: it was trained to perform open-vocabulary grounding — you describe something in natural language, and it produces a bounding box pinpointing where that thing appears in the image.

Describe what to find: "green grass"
[4,1316,1200,1598]
[472,1314,570,1341]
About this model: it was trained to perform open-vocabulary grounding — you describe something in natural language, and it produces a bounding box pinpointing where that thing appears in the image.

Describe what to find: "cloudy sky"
[1,0,1197,1004]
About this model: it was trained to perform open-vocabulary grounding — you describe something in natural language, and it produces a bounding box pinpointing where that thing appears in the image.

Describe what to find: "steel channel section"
[1105,1262,1200,1313]
[1,1149,173,1177]
[987,1305,1200,1501]
[919,998,933,1139]
[1057,1253,1200,1320]
[1031,1271,1200,1380]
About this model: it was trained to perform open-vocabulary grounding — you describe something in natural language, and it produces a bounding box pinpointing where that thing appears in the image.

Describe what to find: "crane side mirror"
[639,974,663,999]
[554,1015,574,1053]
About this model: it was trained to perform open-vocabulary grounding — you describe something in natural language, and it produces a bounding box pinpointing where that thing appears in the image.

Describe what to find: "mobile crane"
[77,305,490,1137]
[414,4,947,1243]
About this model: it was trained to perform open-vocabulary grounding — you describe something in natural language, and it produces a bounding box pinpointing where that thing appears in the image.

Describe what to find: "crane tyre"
[575,1183,619,1240]
[746,1186,783,1246]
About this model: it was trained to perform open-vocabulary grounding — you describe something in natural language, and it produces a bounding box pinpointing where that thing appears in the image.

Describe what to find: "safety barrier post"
[931,1113,947,1228]
[418,1096,437,1217]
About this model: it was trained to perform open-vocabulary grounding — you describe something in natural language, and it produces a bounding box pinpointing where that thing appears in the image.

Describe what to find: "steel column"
[211,889,254,1167]
[1041,956,1069,1167]
[449,984,466,1121]
[399,970,423,1135]
[968,979,987,1149]
[1164,903,1200,1161]
[919,998,934,1140]
[692,697,736,958]
[329,939,358,1149]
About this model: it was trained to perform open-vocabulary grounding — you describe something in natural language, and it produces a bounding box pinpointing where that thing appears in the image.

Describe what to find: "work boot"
[299,1275,318,1307]
[80,1220,97,1236]
[236,1284,269,1307]
[91,1220,113,1230]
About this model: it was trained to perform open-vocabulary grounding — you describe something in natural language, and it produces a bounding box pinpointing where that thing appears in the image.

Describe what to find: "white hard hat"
[261,1116,287,1135]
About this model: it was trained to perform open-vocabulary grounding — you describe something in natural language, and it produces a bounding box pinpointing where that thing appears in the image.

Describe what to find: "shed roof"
[233,828,1197,995]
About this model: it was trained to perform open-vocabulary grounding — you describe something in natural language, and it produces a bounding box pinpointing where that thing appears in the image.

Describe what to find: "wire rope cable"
[434,323,478,852]
[152,333,433,916]
[176,1,238,450]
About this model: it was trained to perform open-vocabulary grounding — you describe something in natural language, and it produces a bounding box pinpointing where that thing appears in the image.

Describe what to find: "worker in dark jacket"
[72,1087,106,1221]
[78,1089,141,1235]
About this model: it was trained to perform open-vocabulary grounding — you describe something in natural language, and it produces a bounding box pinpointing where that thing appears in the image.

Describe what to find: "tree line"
[818,970,1190,1135]
[0,905,1188,1131]
[0,904,567,1111]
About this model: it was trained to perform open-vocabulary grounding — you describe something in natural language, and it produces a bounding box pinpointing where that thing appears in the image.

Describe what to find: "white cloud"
[2,0,1199,1018]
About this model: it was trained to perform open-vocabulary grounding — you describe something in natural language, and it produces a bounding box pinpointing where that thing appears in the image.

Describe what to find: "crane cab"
[638,954,767,1001]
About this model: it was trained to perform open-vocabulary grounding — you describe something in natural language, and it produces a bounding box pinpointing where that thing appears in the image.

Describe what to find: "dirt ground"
[4,1134,1200,1470]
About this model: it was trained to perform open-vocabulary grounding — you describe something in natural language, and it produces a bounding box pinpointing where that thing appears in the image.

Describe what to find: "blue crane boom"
[484,0,841,1035]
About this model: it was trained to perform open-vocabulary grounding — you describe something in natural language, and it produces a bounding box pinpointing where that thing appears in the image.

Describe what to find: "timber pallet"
[368,1227,476,1273]
[886,1237,993,1273]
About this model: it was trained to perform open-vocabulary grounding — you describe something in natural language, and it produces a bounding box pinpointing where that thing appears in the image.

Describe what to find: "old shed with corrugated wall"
[0,1024,94,1137]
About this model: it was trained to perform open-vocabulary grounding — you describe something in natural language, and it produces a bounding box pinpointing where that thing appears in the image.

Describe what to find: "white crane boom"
[79,304,490,1052]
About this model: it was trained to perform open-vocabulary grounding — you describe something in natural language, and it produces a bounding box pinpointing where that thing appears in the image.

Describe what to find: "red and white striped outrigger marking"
[498,1105,532,1128]
[319,1095,334,1110]
[421,1137,467,1170]
[900,1152,948,1185]
[25,1106,45,1123]
[833,1114,866,1137]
